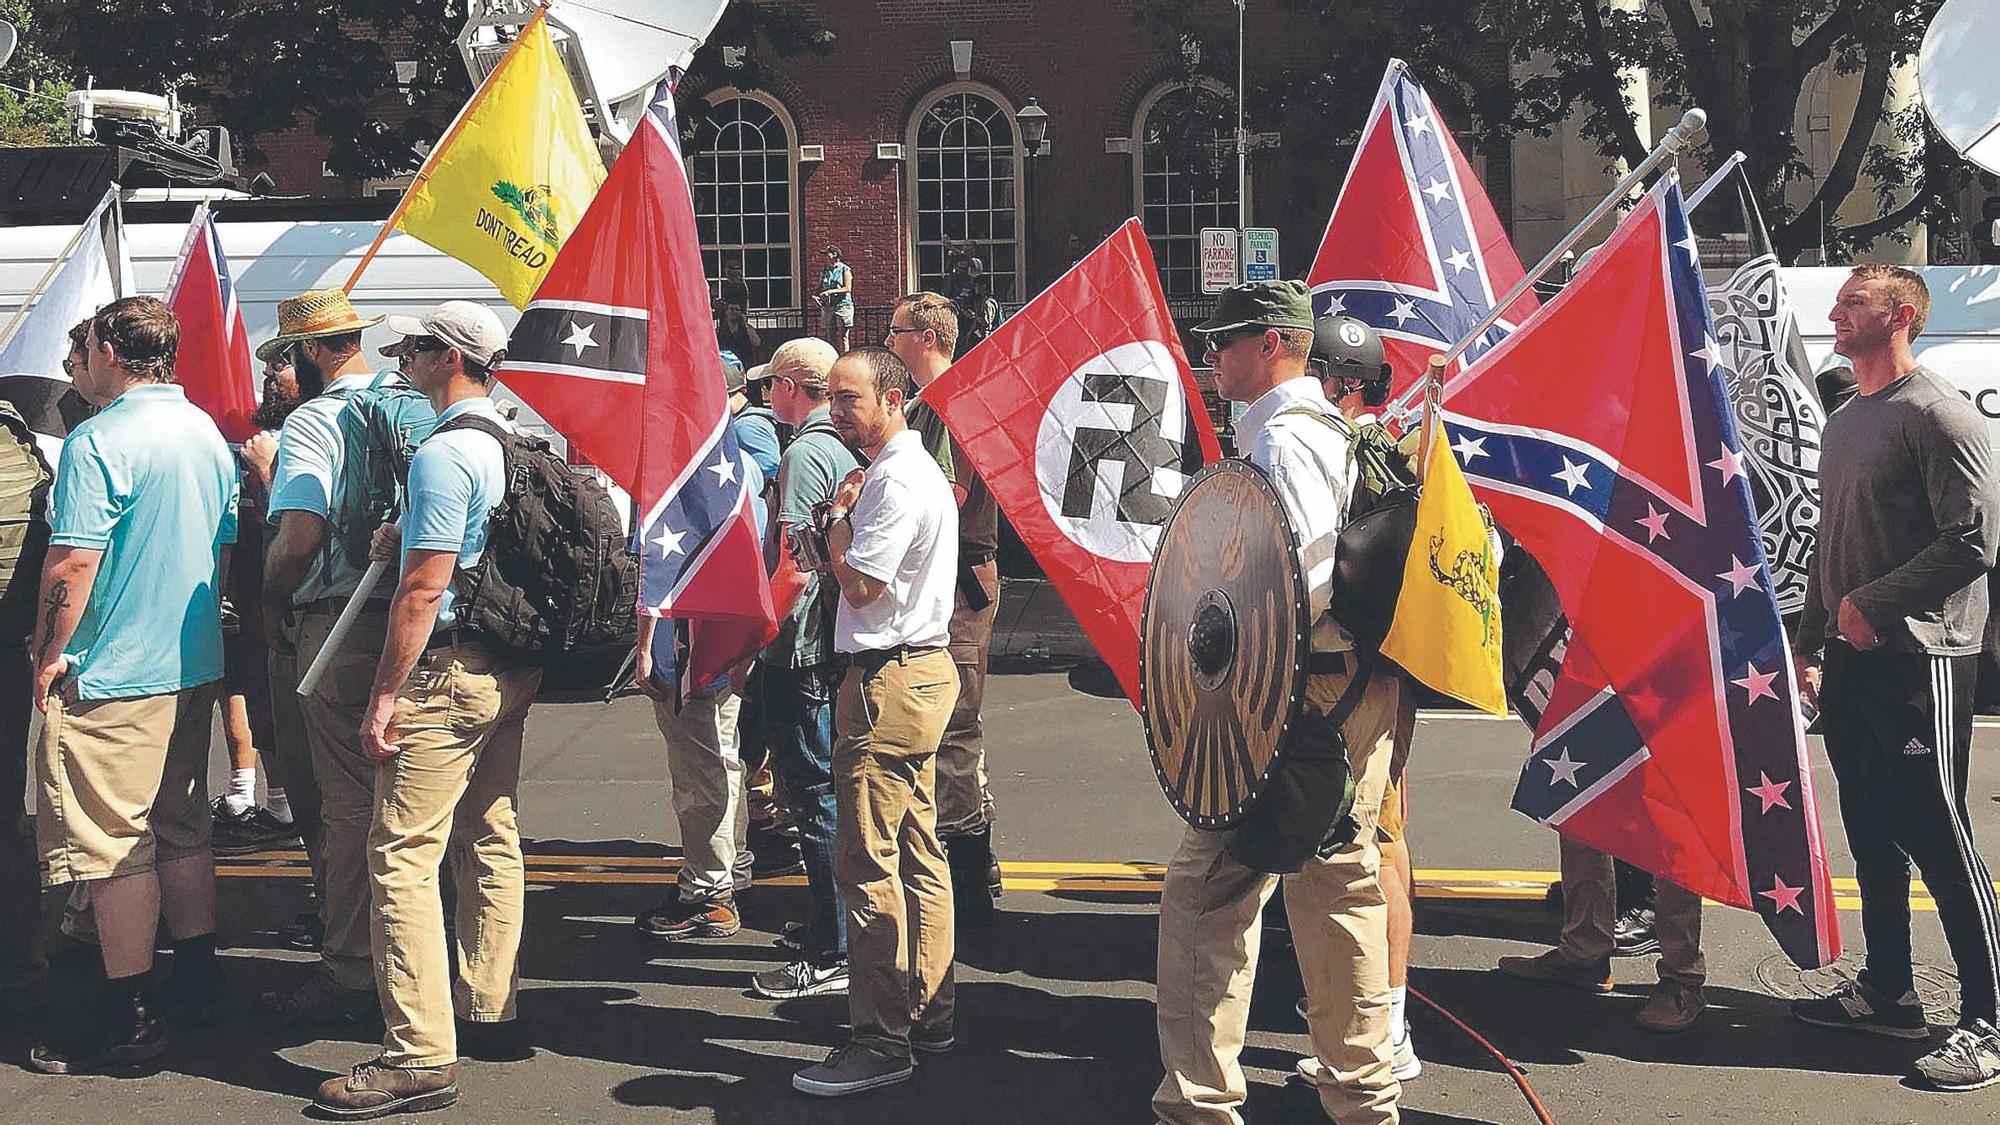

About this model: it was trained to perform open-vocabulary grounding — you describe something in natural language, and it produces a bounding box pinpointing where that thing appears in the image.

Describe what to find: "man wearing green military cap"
[1153,280,1405,1125]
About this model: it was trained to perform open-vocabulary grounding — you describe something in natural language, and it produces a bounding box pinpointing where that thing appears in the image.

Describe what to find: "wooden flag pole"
[0,189,110,353]
[340,5,551,294]
[1414,354,1446,484]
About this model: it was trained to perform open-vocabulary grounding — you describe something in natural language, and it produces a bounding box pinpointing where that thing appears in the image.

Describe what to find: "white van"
[1782,265,2000,447]
[0,216,624,512]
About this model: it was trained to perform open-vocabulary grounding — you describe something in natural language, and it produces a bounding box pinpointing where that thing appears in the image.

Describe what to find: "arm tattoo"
[36,581,69,668]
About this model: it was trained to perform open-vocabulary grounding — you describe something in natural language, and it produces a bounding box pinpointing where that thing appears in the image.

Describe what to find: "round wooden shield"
[1141,459,1310,829]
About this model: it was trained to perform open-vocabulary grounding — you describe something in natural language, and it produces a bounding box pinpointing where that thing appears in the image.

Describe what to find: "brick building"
[224,0,1961,330]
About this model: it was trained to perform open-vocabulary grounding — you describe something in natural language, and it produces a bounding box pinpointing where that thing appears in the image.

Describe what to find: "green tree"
[26,2,829,180]
[1141,1,1975,263]
[0,0,79,146]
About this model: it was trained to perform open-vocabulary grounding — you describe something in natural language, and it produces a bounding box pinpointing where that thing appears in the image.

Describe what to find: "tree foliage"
[19,1,830,181]
[1139,0,1976,263]
[0,0,79,146]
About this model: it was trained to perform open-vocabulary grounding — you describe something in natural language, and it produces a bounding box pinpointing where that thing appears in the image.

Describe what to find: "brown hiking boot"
[1636,979,1705,1033]
[636,899,741,941]
[313,1058,458,1119]
[1495,949,1614,993]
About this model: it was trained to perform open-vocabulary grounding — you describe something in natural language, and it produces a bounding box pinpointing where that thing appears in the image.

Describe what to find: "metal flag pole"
[1385,108,1708,420]
[1683,150,1746,214]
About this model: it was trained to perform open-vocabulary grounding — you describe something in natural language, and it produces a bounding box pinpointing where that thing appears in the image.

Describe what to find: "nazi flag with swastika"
[921,219,1223,706]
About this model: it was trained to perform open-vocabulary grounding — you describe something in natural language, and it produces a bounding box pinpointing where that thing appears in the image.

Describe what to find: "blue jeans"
[752,660,845,961]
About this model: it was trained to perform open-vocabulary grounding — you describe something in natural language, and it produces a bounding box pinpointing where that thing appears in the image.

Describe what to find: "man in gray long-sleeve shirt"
[1789,265,2000,1092]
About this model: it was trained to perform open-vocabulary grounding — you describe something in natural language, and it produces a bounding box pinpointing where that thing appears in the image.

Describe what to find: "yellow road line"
[212,861,1959,910]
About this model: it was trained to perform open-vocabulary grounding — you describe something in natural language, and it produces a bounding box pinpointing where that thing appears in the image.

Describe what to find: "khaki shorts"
[1375,685,1419,845]
[37,681,220,886]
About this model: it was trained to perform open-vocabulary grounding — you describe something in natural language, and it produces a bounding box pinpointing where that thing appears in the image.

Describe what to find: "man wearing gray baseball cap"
[380,301,511,371]
[315,298,533,1119]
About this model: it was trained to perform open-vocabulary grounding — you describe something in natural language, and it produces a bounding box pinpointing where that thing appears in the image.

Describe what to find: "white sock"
[266,787,294,824]
[1390,985,1408,1040]
[223,768,257,815]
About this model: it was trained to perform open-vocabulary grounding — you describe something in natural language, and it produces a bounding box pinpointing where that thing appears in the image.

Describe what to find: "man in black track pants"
[1791,264,2000,1092]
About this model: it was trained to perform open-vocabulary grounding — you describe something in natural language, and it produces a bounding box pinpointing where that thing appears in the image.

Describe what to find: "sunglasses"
[883,325,928,341]
[1202,328,1263,355]
[403,336,450,355]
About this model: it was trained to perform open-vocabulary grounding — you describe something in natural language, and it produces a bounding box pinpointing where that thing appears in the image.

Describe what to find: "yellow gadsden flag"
[392,11,604,306]
[1378,418,1507,715]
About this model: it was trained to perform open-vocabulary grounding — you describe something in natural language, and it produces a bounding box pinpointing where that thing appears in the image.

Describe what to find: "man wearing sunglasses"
[1155,281,1403,1125]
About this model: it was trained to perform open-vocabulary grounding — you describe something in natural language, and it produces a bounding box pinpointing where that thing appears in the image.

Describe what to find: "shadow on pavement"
[1407,964,1919,1079]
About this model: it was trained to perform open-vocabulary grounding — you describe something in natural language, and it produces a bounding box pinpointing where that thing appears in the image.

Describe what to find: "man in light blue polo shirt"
[253,287,434,1027]
[28,297,236,1074]
[316,301,536,1120]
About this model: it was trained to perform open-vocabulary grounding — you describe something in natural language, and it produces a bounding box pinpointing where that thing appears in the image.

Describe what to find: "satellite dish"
[1919,0,2000,175]
[0,21,17,72]
[547,0,726,103]
[459,0,727,147]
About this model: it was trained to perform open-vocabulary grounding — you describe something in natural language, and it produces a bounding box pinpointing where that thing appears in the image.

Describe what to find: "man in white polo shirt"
[792,346,960,1098]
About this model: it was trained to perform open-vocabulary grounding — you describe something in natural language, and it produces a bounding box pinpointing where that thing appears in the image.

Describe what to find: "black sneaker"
[278,911,324,952]
[792,1042,913,1097]
[752,843,806,878]
[1790,974,1930,1039]
[752,959,849,1000]
[29,993,170,1075]
[210,798,301,857]
[774,920,810,954]
[1916,1020,2000,1091]
[1613,905,1659,957]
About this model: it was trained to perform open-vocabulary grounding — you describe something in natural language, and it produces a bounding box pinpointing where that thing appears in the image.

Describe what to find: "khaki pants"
[1557,838,1705,987]
[834,649,959,1059]
[267,638,320,899]
[937,559,998,837]
[370,640,541,1068]
[293,607,392,991]
[650,688,751,903]
[1154,669,1402,1125]
[37,681,221,886]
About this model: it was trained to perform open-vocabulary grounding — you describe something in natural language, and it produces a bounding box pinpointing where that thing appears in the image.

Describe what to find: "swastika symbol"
[1061,370,1185,526]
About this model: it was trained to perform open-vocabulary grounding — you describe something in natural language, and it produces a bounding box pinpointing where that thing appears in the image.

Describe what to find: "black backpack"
[1276,407,1422,650]
[431,414,638,665]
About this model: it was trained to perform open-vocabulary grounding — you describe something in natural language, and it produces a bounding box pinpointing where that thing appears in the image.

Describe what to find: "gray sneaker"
[792,1042,913,1097]
[1916,1022,2000,1091]
[752,960,848,1000]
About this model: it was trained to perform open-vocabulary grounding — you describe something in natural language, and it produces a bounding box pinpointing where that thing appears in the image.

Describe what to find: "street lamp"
[1016,98,1050,293]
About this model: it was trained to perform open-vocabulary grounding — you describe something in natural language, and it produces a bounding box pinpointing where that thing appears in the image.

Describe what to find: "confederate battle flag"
[1442,178,1840,970]
[1306,60,1539,410]
[922,220,1223,706]
[497,77,775,688]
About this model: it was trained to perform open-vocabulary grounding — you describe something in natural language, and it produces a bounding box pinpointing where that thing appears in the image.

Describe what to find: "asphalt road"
[6,603,2000,1122]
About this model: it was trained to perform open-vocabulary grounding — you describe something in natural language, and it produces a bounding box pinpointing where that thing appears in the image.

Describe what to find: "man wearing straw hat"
[252,288,418,1027]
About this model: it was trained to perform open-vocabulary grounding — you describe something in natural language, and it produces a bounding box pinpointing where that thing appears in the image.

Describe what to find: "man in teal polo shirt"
[28,297,238,1074]
[316,301,537,1120]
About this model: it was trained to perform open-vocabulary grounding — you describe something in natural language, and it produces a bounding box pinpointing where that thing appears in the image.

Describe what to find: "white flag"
[0,186,132,383]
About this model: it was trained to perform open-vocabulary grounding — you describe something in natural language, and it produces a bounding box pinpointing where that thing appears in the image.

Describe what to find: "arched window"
[910,87,1020,303]
[1135,83,1240,297]
[691,94,797,309]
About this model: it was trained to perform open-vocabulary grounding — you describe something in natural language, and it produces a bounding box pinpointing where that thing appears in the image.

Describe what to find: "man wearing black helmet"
[1300,314,1424,1084]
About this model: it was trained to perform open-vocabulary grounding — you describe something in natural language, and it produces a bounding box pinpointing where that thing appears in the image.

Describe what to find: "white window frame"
[1132,79,1246,298]
[692,88,800,311]
[904,81,1025,302]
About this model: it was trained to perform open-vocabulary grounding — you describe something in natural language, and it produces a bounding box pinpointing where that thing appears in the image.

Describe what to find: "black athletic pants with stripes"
[1822,644,2000,1027]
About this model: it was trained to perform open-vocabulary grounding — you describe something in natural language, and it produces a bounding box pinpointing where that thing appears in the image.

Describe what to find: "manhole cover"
[1755,953,1960,1025]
